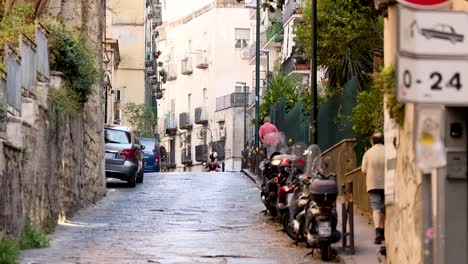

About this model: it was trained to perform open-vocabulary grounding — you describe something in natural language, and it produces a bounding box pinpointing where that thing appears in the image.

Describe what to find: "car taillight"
[155,153,160,163]
[119,149,136,158]
[297,158,305,165]
[280,159,290,166]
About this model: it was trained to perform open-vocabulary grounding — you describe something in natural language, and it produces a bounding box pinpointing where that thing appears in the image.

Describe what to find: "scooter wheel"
[320,241,332,261]
[283,214,298,241]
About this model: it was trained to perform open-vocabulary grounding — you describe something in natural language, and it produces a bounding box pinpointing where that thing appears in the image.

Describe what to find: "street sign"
[397,0,451,9]
[398,5,468,56]
[397,56,468,105]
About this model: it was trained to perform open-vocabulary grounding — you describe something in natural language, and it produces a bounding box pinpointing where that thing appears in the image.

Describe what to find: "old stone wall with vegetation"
[0,0,106,250]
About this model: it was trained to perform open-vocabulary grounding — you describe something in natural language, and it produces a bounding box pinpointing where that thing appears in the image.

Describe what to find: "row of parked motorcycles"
[259,134,341,261]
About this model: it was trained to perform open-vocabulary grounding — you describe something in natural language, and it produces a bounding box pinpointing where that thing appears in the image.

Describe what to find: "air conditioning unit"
[219,127,226,139]
[241,48,250,59]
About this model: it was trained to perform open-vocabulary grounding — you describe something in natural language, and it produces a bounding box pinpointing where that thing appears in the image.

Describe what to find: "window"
[115,89,122,102]
[235,28,250,48]
[104,128,131,144]
[114,109,122,121]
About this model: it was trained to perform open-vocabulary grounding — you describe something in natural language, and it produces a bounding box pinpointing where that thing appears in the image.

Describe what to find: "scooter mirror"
[301,177,311,185]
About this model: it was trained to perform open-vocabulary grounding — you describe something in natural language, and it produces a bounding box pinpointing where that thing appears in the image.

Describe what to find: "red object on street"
[398,0,451,8]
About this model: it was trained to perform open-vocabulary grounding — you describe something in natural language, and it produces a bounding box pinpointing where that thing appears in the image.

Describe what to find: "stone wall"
[0,74,106,238]
[0,0,107,238]
[385,103,423,264]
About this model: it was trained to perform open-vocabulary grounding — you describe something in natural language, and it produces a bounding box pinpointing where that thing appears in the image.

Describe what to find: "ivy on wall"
[352,64,405,139]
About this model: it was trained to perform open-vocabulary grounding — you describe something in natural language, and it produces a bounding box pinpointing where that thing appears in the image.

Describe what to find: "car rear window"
[105,129,131,144]
[140,139,157,151]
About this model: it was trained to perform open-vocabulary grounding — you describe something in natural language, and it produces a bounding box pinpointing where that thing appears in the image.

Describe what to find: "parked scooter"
[260,132,288,217]
[276,143,307,225]
[302,145,341,261]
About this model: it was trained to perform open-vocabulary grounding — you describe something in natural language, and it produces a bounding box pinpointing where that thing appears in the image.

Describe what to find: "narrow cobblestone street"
[20,172,327,264]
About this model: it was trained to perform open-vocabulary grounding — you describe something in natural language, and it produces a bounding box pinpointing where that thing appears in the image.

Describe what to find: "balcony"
[195,145,208,162]
[146,68,155,77]
[145,60,153,67]
[265,20,284,47]
[153,83,163,99]
[164,113,177,135]
[195,50,209,69]
[167,62,177,81]
[215,92,248,111]
[181,54,193,75]
[181,148,192,165]
[194,107,208,125]
[283,0,304,24]
[179,112,192,130]
[149,76,157,85]
[281,52,310,75]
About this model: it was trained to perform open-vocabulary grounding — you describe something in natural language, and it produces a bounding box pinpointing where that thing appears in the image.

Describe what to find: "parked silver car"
[104,125,145,187]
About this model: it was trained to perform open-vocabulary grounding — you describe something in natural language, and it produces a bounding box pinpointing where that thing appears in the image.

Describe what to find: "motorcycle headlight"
[271,160,281,166]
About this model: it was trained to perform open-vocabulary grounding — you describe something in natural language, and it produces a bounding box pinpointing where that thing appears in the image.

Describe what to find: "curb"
[241,169,261,188]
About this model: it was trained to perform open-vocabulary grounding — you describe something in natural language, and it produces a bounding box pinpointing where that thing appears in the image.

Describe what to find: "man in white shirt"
[361,132,385,244]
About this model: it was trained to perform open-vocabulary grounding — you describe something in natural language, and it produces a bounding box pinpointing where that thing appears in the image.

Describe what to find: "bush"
[18,219,49,250]
[48,87,80,117]
[48,24,98,104]
[0,236,19,264]
[351,64,405,139]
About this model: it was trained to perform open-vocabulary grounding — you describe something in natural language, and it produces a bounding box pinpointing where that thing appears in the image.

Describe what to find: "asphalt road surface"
[20,172,333,264]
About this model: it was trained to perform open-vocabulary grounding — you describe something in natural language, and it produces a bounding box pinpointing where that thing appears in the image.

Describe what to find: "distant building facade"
[157,0,251,171]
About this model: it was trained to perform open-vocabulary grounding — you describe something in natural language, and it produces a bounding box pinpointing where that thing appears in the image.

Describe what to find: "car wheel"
[127,171,137,188]
[136,170,144,183]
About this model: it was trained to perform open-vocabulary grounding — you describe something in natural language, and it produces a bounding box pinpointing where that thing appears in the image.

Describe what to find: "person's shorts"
[368,189,385,211]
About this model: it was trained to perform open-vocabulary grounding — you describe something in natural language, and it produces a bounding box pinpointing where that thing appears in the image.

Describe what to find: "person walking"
[258,116,279,159]
[361,132,386,244]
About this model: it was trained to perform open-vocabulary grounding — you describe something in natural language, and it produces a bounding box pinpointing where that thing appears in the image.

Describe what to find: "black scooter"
[304,171,341,261]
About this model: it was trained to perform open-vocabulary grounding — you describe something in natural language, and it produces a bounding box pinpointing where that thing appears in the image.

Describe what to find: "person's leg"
[369,190,384,244]
[379,190,385,240]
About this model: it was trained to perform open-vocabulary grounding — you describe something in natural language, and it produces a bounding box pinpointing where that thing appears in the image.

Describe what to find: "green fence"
[270,98,311,145]
[270,77,366,165]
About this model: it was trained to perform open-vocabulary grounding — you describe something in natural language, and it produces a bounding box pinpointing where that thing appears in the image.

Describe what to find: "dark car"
[104,125,145,187]
[140,138,160,172]
[421,24,464,44]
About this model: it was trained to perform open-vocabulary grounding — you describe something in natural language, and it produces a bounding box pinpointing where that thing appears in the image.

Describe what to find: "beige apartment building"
[105,0,146,125]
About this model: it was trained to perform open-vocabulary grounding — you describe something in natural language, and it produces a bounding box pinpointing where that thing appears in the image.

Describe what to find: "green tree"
[123,103,158,138]
[294,0,383,90]
[259,73,310,120]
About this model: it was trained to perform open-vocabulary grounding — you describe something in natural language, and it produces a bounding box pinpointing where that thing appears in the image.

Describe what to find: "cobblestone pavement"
[20,172,330,264]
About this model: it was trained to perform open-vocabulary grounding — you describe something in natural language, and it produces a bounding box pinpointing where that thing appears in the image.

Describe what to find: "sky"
[162,0,214,22]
